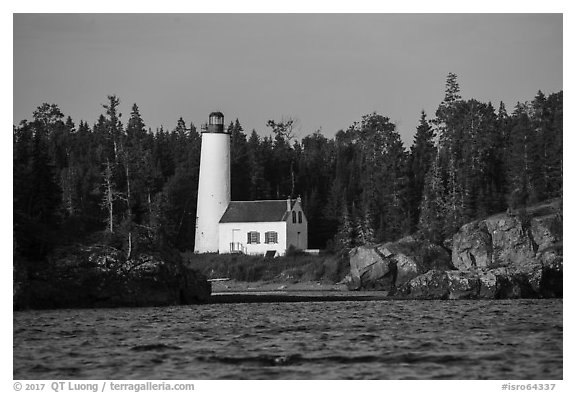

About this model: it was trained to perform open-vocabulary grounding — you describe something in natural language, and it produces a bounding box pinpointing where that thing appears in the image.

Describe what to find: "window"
[247,231,260,244]
[298,211,303,224]
[265,231,278,244]
[292,211,297,223]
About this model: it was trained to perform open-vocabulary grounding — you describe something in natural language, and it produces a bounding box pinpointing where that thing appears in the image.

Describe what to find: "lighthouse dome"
[205,111,225,133]
[209,112,224,124]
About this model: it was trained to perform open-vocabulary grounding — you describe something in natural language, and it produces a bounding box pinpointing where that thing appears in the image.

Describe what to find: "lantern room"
[203,111,225,133]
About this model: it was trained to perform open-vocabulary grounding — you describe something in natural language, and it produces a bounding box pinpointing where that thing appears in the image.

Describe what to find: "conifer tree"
[229,119,250,200]
[12,86,562,258]
[267,119,297,198]
[247,130,273,199]
[29,104,64,226]
[418,156,447,243]
[101,160,118,234]
[335,202,353,250]
[102,95,123,163]
[541,91,563,198]
[354,206,376,246]
[506,104,537,208]
[407,111,436,232]
[433,73,464,235]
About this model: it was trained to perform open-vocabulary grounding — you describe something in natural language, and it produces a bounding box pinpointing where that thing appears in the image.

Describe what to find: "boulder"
[531,215,561,251]
[397,245,562,300]
[441,199,562,299]
[452,220,493,269]
[392,199,562,300]
[16,245,211,310]
[347,235,454,291]
[452,200,562,271]
[397,270,482,300]
[396,267,538,300]
[538,246,563,298]
[484,215,537,267]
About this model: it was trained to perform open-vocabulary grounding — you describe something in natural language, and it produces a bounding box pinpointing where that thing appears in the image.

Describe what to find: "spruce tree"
[335,202,353,250]
[418,156,447,243]
[229,119,250,200]
[407,111,436,232]
[506,104,536,208]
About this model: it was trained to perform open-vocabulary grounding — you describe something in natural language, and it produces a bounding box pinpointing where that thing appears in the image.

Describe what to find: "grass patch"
[183,251,350,284]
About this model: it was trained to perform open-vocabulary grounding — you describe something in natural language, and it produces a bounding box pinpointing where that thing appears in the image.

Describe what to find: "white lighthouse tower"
[194,111,230,253]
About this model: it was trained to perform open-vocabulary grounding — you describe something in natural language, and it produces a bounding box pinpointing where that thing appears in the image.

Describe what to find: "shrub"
[183,251,350,283]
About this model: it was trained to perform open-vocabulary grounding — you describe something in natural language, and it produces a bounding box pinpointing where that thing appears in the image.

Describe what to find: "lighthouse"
[194,111,230,253]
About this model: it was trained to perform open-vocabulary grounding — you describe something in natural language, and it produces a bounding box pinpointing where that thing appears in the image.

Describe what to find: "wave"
[197,350,510,367]
[131,344,182,352]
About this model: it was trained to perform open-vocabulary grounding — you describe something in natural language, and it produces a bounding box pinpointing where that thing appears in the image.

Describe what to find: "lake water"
[13,298,562,380]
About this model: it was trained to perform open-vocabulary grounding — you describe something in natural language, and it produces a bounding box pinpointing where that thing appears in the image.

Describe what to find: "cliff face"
[452,205,561,271]
[14,245,211,310]
[348,199,562,299]
[346,235,454,292]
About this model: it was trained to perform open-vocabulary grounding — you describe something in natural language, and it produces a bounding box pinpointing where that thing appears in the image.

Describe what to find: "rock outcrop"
[346,235,454,292]
[348,199,562,299]
[396,260,561,300]
[15,245,211,310]
[397,199,562,299]
[452,204,561,271]
[397,270,489,300]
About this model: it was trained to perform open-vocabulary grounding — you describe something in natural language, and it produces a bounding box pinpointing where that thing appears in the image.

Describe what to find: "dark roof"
[219,200,295,223]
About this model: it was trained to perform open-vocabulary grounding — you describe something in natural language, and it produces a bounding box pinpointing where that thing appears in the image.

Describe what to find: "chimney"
[286,198,292,211]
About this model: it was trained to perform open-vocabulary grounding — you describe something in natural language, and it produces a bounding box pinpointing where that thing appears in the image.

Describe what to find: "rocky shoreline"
[14,244,211,310]
[14,200,562,309]
[346,199,562,300]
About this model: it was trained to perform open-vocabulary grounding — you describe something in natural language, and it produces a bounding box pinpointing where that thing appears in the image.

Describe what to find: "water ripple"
[14,299,562,379]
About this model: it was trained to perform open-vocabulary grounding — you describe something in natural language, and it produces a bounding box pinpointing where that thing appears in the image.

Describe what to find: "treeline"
[13,73,562,266]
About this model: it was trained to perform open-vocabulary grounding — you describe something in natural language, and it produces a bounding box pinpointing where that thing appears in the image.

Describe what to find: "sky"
[13,13,562,146]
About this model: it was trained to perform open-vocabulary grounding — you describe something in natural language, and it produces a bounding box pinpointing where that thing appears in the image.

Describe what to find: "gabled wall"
[219,221,287,256]
[286,199,308,250]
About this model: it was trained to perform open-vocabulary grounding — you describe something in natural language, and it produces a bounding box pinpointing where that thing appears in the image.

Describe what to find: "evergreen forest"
[13,73,563,266]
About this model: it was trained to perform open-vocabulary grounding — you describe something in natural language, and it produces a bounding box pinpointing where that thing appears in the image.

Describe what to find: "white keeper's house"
[194,111,308,256]
[218,198,308,256]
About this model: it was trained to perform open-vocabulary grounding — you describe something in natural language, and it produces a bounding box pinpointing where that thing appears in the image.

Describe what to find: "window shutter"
[265,231,278,244]
[248,231,260,244]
